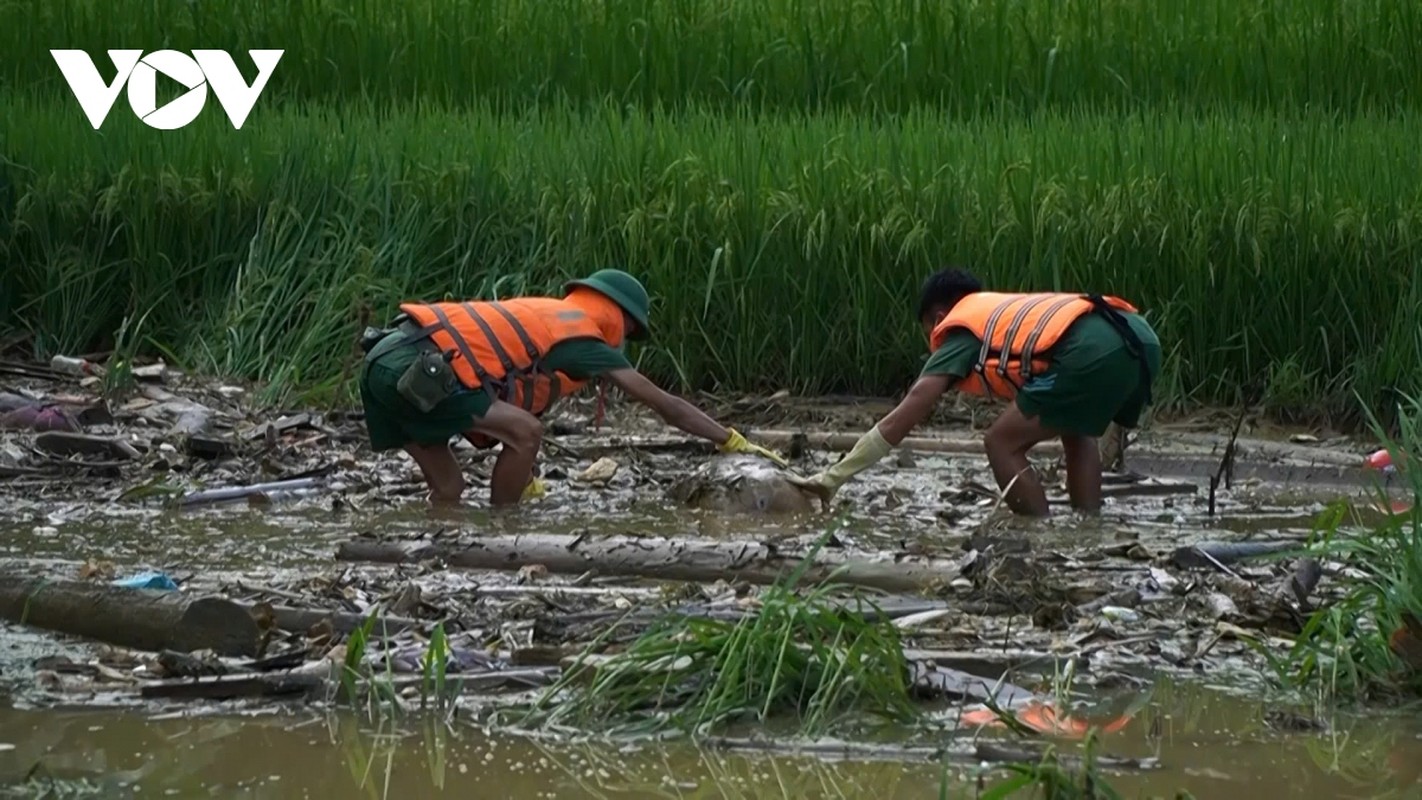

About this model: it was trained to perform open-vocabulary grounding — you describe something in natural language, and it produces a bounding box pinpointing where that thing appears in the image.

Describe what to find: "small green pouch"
[397,349,459,413]
[359,326,394,356]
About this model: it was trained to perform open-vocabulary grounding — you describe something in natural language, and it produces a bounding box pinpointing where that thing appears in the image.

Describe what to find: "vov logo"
[49,49,284,130]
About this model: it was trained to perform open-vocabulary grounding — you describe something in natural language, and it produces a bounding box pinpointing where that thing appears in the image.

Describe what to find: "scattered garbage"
[0,404,81,432]
[112,571,179,591]
[574,456,620,485]
[1098,606,1140,623]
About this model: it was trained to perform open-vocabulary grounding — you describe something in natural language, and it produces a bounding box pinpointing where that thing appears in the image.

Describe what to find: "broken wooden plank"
[140,672,325,701]
[34,431,141,460]
[184,435,236,460]
[336,533,971,594]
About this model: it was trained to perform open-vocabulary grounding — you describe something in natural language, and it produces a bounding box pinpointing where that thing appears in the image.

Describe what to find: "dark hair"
[916,267,982,320]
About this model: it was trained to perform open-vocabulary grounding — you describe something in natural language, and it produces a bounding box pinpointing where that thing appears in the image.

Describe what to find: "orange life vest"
[929,291,1138,400]
[397,287,626,418]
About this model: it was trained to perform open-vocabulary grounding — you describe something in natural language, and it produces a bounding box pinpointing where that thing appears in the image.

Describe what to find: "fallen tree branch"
[140,672,325,701]
[1168,541,1302,570]
[0,573,260,656]
[140,663,559,702]
[335,533,972,594]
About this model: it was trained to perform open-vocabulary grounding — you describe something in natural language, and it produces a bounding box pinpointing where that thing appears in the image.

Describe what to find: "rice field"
[4,0,1422,115]
[2,0,1420,421]
[4,94,1421,418]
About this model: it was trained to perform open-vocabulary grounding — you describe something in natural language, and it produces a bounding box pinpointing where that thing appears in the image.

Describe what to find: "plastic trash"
[1366,448,1396,473]
[178,477,323,508]
[112,571,179,591]
[1099,606,1140,623]
[50,355,103,377]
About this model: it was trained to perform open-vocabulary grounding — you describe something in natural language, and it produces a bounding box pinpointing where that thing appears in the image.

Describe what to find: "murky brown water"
[1,446,1416,798]
[1,681,1419,799]
[0,449,1367,570]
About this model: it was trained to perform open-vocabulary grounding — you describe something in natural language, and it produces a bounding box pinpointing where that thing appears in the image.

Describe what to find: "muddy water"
[1,682,1419,799]
[0,447,1415,798]
[0,448,1370,571]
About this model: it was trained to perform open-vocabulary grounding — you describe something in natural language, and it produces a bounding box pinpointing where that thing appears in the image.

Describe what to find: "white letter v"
[50,50,142,129]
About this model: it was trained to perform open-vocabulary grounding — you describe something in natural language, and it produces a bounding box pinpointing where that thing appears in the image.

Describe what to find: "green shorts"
[358,332,494,452]
[1014,311,1162,438]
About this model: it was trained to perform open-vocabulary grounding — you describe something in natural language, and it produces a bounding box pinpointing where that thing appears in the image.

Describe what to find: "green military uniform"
[922,311,1161,437]
[360,269,652,453]
[359,335,631,451]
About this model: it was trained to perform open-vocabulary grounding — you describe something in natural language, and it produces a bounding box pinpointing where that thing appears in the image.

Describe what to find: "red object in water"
[959,701,1134,739]
[1378,499,1414,515]
[1366,448,1396,471]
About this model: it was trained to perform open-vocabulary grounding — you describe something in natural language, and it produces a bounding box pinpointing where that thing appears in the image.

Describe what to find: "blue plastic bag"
[112,571,178,591]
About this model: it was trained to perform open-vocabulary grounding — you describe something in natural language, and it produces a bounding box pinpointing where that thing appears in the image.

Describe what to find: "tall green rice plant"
[6,0,1422,116]
[4,98,1422,419]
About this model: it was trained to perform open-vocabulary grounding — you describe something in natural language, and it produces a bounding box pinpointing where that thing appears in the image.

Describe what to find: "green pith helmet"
[564,268,651,340]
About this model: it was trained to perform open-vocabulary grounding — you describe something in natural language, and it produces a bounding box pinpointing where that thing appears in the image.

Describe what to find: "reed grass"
[4,96,1422,419]
[1274,395,1422,703]
[6,0,1422,115]
[511,528,920,737]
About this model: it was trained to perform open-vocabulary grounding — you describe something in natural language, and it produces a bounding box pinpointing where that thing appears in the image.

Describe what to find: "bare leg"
[982,404,1061,517]
[1062,434,1102,513]
[402,442,465,505]
[468,401,544,507]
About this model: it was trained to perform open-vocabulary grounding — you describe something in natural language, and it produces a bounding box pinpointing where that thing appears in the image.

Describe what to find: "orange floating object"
[959,701,1133,739]
[1389,615,1422,671]
[1378,499,1413,514]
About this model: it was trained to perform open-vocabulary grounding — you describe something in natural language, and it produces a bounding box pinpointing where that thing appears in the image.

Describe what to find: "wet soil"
[0,367,1417,797]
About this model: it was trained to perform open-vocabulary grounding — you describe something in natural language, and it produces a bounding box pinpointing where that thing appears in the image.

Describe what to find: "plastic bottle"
[49,355,96,376]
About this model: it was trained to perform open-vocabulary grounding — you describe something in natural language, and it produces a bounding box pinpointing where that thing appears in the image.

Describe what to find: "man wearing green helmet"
[358,269,785,507]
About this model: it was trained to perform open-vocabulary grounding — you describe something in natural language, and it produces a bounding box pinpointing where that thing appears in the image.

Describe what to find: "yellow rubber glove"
[785,425,892,505]
[521,477,548,502]
[718,428,789,468]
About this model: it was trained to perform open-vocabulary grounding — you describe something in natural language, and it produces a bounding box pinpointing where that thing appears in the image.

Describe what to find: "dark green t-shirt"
[919,311,1162,436]
[541,339,632,379]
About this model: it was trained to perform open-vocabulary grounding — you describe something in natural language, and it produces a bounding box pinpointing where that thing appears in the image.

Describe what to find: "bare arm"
[603,368,731,445]
[876,375,952,445]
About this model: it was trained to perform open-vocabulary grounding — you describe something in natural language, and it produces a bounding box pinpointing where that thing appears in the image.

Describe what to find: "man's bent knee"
[429,472,465,503]
[502,415,543,454]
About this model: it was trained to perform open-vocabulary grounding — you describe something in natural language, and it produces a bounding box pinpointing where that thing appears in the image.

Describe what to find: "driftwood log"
[0,573,260,657]
[336,534,971,593]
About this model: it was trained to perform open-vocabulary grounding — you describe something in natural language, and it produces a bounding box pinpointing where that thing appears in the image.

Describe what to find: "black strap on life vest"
[1083,294,1154,405]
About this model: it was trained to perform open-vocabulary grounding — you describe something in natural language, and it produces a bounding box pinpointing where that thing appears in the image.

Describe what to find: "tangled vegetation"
[1278,396,1422,704]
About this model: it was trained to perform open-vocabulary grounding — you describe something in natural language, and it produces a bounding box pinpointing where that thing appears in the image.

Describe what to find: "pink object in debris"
[1366,448,1397,472]
[0,405,81,433]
